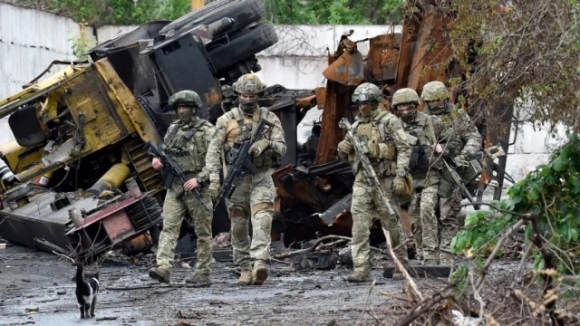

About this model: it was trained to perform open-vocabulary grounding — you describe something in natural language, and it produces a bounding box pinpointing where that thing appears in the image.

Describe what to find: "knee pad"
[251,202,274,216]
[229,205,248,219]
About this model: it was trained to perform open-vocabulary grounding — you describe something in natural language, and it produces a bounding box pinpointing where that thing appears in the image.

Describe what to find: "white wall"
[0,2,95,145]
[0,6,564,183]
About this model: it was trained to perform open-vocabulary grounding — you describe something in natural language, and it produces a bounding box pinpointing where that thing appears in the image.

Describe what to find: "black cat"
[74,262,99,319]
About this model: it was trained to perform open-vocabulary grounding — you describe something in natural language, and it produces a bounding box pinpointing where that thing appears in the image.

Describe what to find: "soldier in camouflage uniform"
[392,88,461,265]
[421,81,482,263]
[149,90,215,287]
[206,74,286,286]
[337,82,412,282]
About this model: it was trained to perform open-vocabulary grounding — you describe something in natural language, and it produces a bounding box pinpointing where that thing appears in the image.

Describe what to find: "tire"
[158,0,235,35]
[208,23,278,73]
[159,0,265,36]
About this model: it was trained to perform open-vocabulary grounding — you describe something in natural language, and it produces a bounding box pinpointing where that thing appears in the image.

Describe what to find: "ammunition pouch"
[409,145,430,173]
[253,147,274,168]
[456,159,483,184]
[437,173,453,198]
[224,142,280,170]
[380,142,396,161]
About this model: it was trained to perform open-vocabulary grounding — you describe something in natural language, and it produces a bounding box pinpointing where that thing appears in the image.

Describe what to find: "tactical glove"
[248,139,270,158]
[454,155,469,166]
[392,175,406,195]
[337,140,354,155]
[208,182,220,202]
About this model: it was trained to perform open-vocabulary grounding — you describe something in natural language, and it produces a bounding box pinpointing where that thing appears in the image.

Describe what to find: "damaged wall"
[0,3,562,182]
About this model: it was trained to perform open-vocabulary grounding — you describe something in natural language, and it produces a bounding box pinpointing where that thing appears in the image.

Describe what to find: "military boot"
[238,266,253,285]
[185,273,211,287]
[252,260,269,285]
[149,267,170,283]
[347,271,373,283]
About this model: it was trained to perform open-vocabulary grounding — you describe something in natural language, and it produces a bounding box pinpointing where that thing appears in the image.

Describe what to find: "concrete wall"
[0,5,567,182]
[0,1,95,145]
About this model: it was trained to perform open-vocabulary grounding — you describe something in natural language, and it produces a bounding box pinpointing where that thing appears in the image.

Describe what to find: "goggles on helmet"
[352,93,374,103]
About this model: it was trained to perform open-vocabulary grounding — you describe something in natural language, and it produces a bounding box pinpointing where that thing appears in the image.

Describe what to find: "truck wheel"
[158,0,234,35]
[208,23,278,73]
[159,0,265,36]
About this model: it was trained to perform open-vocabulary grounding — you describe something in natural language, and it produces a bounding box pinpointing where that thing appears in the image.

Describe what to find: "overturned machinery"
[0,0,514,259]
[0,0,283,261]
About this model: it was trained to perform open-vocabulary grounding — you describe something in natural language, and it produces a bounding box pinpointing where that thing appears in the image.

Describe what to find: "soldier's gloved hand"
[454,155,469,166]
[248,139,269,158]
[208,182,220,202]
[337,140,353,155]
[393,175,406,195]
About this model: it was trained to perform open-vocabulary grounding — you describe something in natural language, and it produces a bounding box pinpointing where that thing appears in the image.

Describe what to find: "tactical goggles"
[351,93,374,103]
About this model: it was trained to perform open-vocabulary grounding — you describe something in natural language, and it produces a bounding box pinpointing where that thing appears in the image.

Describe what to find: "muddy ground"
[1,244,431,326]
[1,189,513,326]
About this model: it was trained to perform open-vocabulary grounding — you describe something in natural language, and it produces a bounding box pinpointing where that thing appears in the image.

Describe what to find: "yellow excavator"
[0,0,282,262]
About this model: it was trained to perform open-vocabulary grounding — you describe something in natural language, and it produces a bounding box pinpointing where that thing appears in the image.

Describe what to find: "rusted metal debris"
[273,0,512,248]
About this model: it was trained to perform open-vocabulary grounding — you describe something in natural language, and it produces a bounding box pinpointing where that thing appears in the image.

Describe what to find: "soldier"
[392,88,461,265]
[148,90,215,287]
[337,82,412,282]
[421,81,482,263]
[205,74,286,286]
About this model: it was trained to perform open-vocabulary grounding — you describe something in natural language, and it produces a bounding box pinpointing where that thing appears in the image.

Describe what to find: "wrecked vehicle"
[0,0,515,262]
[0,0,286,262]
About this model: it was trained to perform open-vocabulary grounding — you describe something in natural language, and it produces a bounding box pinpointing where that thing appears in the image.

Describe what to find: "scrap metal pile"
[272,0,512,247]
[0,0,512,262]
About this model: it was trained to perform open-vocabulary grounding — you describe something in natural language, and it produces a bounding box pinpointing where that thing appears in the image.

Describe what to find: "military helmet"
[421,81,448,101]
[392,88,420,106]
[168,90,202,108]
[233,74,266,94]
[352,82,383,103]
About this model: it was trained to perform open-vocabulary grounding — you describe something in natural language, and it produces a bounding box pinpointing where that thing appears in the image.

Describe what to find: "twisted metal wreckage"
[0,0,512,264]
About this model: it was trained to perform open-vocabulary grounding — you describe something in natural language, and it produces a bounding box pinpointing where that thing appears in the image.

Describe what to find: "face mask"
[427,100,446,114]
[358,101,377,117]
[239,95,258,114]
[396,104,416,123]
[177,106,195,122]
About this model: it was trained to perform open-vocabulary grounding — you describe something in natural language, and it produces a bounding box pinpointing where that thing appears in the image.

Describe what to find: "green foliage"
[451,133,580,276]
[17,0,406,26]
[264,0,405,25]
[17,0,192,26]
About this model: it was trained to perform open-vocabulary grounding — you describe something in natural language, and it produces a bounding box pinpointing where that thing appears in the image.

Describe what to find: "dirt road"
[0,245,416,326]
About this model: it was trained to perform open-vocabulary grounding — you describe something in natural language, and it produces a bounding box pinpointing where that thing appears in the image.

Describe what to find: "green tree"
[16,0,406,26]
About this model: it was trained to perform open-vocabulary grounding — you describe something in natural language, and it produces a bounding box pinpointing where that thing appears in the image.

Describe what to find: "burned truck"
[0,0,291,262]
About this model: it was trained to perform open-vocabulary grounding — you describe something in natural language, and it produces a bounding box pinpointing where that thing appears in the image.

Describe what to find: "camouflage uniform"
[421,81,482,262]
[337,83,412,282]
[206,74,286,285]
[149,90,215,287]
[393,88,461,265]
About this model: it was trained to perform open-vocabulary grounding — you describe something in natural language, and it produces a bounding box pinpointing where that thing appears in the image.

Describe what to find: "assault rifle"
[441,158,476,204]
[214,118,274,211]
[338,117,395,215]
[145,141,211,212]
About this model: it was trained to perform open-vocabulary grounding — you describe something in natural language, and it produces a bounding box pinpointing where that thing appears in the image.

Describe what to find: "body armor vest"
[224,107,279,169]
[348,111,398,176]
[162,119,211,176]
